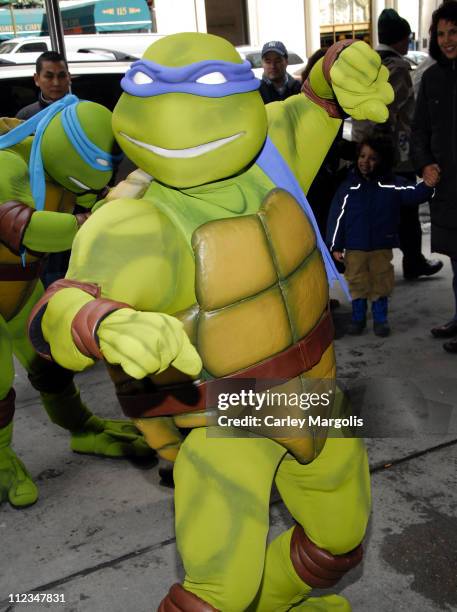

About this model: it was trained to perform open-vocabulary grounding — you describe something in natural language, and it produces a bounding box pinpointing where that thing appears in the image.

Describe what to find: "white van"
[0,32,162,59]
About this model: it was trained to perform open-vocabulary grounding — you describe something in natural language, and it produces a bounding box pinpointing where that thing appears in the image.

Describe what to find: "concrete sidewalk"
[1,235,456,612]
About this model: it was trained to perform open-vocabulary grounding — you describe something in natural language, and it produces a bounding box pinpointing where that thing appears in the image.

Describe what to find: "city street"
[1,231,456,612]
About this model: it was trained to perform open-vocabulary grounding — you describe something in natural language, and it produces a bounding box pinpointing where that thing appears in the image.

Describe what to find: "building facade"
[153,0,440,58]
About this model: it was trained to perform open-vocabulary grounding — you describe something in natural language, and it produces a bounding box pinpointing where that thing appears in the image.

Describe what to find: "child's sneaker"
[372,297,389,337]
[373,321,390,337]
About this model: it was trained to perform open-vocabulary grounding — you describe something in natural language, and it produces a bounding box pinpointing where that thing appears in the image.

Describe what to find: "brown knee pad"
[0,388,15,428]
[158,584,218,612]
[290,524,363,588]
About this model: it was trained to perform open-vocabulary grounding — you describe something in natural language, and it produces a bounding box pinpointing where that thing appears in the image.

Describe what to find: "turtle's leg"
[249,438,370,611]
[0,313,38,508]
[158,427,286,611]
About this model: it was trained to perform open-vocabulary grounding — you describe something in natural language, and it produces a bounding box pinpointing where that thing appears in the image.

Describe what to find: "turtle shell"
[173,188,336,462]
[109,188,336,463]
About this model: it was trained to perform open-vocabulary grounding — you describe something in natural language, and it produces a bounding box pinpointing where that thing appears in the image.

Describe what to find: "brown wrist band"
[301,40,354,120]
[71,298,131,360]
[28,279,102,360]
[301,80,342,119]
[0,200,35,254]
[322,39,355,86]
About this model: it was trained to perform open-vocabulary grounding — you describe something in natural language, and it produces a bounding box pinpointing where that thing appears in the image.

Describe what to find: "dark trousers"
[398,171,426,272]
[452,258,457,319]
[399,205,425,270]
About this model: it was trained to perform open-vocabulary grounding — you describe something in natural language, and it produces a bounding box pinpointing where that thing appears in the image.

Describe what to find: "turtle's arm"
[267,88,342,195]
[23,210,83,253]
[28,198,196,373]
[0,150,84,255]
[268,41,393,194]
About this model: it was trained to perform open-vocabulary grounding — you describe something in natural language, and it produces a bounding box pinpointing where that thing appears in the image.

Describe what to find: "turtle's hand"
[330,41,394,122]
[98,309,202,380]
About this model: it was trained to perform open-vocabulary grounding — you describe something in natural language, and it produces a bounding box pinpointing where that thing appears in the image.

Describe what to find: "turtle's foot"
[70,416,155,458]
[0,445,38,508]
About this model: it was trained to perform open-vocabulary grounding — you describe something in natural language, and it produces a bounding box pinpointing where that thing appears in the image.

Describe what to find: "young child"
[326,133,438,336]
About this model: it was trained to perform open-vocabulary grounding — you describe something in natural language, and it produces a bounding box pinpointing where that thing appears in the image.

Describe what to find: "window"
[0,77,36,116]
[319,0,371,48]
[0,42,17,53]
[18,43,48,53]
[70,73,123,110]
[0,71,125,117]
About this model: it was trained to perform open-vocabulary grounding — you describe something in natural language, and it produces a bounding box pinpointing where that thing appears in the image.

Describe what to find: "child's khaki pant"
[344,249,394,300]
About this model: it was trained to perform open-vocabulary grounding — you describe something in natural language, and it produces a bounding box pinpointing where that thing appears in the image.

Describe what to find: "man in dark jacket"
[16,51,71,120]
[16,52,73,286]
[352,9,443,281]
[411,0,457,353]
[258,41,302,104]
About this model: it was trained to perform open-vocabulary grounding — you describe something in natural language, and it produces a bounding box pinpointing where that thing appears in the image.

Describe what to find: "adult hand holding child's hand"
[423,163,440,187]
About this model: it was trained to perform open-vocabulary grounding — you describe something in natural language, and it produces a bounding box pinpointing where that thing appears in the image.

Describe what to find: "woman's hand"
[422,163,440,187]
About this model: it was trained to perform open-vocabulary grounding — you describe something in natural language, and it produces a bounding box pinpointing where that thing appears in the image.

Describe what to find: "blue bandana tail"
[256,137,350,301]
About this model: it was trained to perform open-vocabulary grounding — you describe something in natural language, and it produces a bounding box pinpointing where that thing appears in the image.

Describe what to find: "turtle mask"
[113,32,268,189]
[0,95,120,210]
[40,97,121,202]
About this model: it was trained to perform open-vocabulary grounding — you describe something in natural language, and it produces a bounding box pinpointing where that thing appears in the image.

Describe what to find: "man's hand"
[422,163,440,187]
[97,309,202,380]
[330,41,394,122]
[332,251,345,262]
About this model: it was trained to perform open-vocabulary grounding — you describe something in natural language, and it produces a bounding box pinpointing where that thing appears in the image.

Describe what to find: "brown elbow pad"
[290,524,363,588]
[71,298,132,360]
[0,200,35,255]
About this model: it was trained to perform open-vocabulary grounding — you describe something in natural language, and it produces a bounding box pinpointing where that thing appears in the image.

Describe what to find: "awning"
[0,0,152,38]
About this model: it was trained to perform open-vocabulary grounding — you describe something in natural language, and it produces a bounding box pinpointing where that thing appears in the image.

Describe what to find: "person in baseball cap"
[259,40,301,104]
[261,40,288,58]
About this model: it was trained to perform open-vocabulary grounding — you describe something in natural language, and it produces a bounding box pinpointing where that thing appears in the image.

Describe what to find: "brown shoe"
[431,320,457,338]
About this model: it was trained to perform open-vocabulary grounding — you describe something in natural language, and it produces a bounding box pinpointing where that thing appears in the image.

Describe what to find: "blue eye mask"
[121,59,260,98]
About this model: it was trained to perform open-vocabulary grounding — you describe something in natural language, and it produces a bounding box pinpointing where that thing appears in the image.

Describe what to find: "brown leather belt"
[118,308,334,419]
[0,259,45,281]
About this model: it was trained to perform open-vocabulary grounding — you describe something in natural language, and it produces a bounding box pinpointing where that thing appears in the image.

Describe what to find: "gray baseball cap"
[261,41,288,58]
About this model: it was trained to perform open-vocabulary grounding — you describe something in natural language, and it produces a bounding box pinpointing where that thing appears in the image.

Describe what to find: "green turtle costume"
[0,96,151,508]
[29,35,393,609]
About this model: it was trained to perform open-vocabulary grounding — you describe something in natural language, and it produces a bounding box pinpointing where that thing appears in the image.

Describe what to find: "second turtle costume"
[29,35,393,610]
[0,96,151,508]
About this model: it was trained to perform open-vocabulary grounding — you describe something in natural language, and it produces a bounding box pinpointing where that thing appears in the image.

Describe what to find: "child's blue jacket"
[326,168,434,252]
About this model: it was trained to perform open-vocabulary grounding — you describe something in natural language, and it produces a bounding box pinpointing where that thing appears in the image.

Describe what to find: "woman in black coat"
[411,1,457,353]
